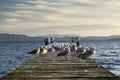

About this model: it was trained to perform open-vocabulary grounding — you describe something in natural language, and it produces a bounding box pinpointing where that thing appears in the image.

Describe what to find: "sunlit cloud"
[0,0,120,36]
[5,18,19,24]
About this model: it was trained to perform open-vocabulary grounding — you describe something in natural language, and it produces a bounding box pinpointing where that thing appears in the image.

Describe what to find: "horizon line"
[0,33,120,38]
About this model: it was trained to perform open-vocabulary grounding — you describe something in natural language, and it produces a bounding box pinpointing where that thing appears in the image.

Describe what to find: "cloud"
[0,0,120,36]
[0,22,119,37]
[2,0,120,24]
[5,18,19,24]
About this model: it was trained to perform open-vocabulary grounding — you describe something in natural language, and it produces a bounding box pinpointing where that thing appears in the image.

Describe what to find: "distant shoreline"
[0,33,120,42]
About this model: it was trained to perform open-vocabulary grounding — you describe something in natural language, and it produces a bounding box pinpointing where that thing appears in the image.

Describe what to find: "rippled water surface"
[0,41,120,77]
[81,40,120,76]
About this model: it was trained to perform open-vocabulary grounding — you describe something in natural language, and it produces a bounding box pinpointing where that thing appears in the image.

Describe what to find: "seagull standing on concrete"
[36,46,48,55]
[77,47,96,59]
[77,46,86,54]
[57,47,71,60]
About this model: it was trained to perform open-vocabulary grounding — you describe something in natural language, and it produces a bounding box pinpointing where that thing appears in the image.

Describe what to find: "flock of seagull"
[28,42,96,60]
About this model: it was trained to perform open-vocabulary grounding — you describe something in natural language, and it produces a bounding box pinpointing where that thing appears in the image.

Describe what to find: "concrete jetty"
[0,51,119,80]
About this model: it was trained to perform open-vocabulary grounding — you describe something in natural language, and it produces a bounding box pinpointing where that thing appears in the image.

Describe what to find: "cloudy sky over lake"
[0,0,120,36]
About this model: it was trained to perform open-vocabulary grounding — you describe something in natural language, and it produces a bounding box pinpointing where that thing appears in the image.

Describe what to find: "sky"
[0,0,120,37]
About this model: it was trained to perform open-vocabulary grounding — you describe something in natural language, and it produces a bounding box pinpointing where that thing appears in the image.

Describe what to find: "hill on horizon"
[0,33,120,41]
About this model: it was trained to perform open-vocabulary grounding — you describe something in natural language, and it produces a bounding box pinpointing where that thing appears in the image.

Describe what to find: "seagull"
[41,46,48,54]
[36,47,40,54]
[77,47,96,59]
[57,47,71,60]
[27,49,37,54]
[36,46,48,55]
[77,46,86,54]
[48,46,55,53]
[71,45,77,53]
[28,46,42,54]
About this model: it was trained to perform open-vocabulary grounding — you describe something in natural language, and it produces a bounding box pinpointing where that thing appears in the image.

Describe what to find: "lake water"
[0,40,120,77]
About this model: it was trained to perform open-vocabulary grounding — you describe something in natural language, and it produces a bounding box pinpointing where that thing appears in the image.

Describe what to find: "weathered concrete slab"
[0,52,119,80]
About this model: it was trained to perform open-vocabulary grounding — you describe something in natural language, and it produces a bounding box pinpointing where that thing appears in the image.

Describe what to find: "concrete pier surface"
[0,51,119,80]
